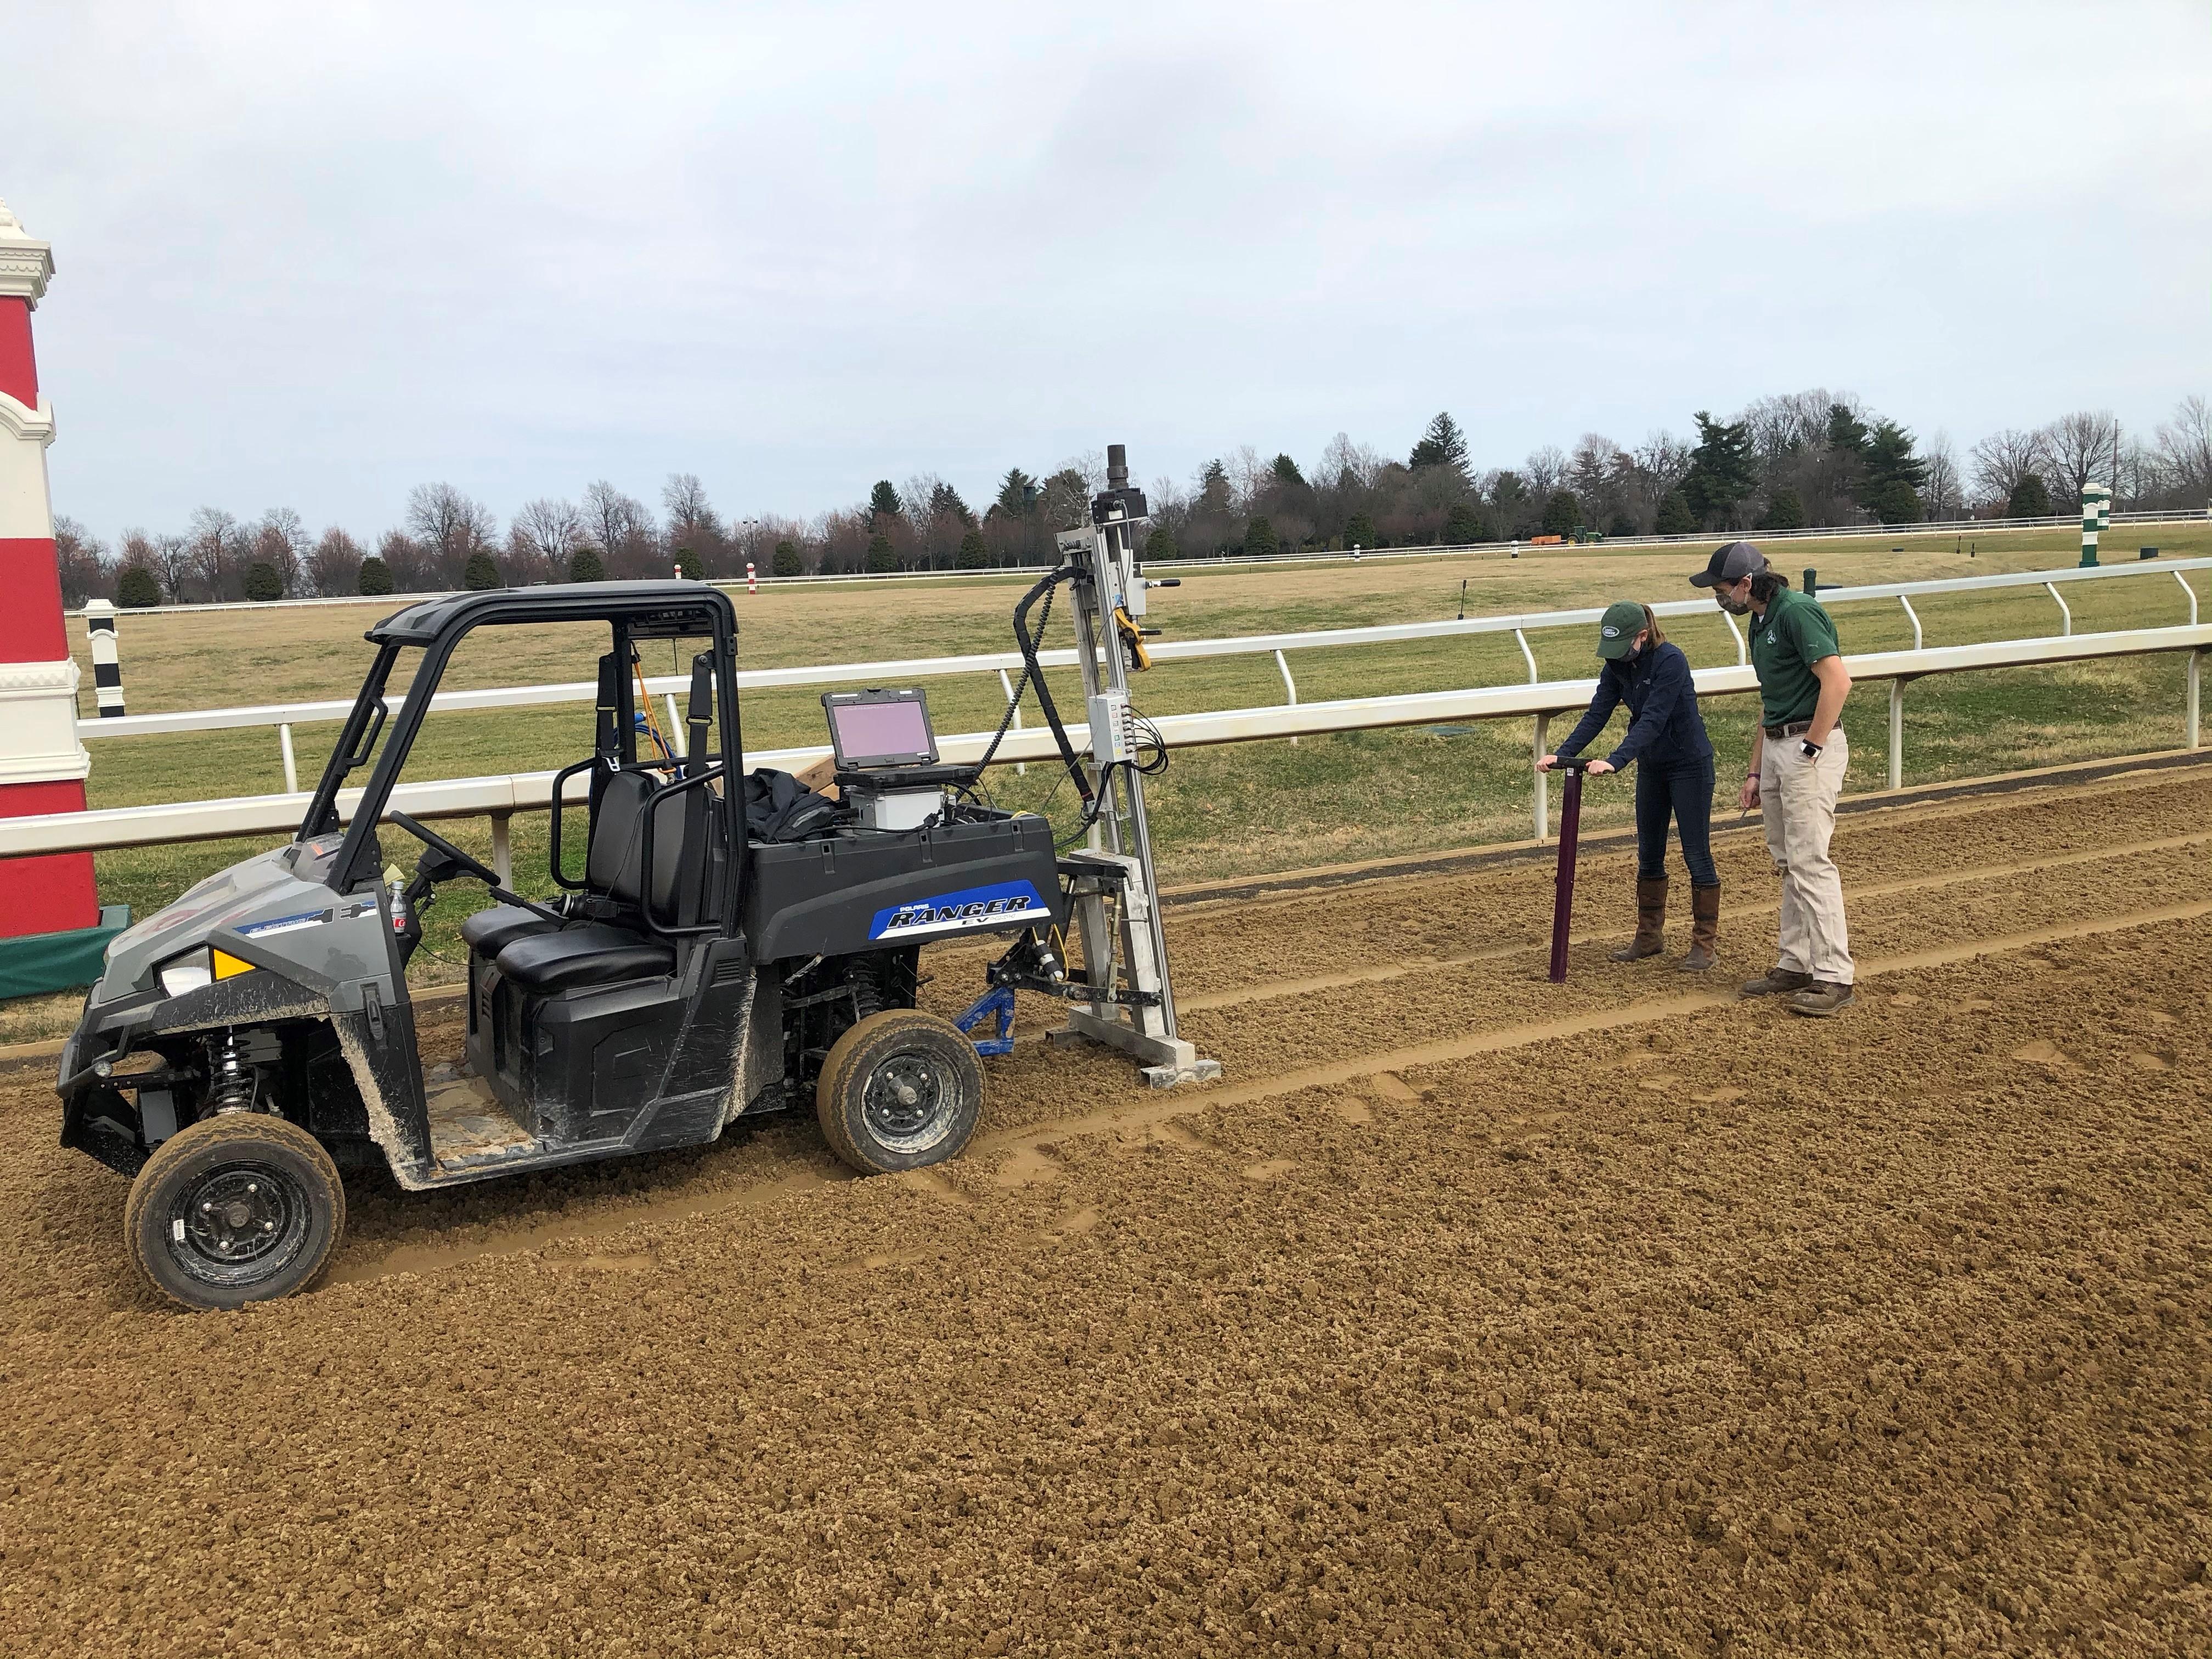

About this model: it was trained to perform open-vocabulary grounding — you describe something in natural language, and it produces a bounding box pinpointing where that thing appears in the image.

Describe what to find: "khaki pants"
[1760,728,1853,985]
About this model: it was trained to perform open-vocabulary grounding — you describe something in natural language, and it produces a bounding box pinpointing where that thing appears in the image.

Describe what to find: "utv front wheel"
[124,1114,347,1310]
[816,1009,984,1175]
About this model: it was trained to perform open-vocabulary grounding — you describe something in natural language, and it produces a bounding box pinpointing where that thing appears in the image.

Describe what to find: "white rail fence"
[70,557,2212,799]
[8,620,2208,871]
[59,511,2212,620]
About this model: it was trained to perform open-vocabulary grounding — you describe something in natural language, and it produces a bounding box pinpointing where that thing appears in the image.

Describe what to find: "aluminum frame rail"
[9,620,2209,861]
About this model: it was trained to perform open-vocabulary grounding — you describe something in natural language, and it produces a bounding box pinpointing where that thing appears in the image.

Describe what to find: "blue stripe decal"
[868,880,1046,941]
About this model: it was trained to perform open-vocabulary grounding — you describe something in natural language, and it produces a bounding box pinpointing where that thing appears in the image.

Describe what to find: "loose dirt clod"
[2,766,2209,1656]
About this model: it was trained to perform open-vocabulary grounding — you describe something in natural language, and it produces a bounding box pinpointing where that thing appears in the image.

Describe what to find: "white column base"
[0,658,91,783]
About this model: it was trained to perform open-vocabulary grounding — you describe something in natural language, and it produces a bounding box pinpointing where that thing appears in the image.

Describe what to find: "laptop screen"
[825,692,936,768]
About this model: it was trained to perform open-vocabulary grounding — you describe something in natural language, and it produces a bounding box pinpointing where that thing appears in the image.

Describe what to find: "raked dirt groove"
[1,764,2208,1656]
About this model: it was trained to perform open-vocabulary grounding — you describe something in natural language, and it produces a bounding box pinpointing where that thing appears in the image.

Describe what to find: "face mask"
[1714,590,1752,616]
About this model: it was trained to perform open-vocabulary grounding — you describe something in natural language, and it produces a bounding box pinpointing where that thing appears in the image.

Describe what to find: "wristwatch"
[1801,739,1822,758]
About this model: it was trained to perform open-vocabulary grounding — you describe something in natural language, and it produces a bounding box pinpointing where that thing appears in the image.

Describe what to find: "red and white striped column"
[0,196,101,950]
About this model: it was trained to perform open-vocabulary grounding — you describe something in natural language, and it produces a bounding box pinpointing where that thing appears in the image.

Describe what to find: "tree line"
[52,392,2212,606]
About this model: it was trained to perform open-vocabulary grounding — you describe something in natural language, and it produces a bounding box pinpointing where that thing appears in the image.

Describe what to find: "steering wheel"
[386,811,567,923]
[386,811,501,886]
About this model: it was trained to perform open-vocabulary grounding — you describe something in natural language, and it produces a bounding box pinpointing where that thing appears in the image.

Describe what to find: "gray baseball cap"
[1688,540,1768,589]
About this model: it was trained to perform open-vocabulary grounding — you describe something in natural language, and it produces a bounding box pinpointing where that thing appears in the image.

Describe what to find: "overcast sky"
[13,1,2211,542]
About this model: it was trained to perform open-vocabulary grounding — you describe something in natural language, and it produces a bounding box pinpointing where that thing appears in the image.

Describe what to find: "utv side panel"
[746,815,1064,960]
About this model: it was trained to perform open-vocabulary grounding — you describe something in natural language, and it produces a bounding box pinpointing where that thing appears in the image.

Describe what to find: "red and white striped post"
[0,197,123,997]
[746,561,757,595]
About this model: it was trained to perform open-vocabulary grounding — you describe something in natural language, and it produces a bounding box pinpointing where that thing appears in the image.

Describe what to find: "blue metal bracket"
[953,983,1016,1057]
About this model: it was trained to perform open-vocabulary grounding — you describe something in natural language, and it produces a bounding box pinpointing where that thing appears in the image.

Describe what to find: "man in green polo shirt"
[1690,541,1856,1016]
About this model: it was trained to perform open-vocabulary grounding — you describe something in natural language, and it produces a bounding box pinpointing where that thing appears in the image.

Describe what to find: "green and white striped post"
[2078,483,2109,568]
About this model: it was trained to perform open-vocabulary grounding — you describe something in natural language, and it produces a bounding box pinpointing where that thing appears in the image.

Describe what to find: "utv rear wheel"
[124,1114,346,1311]
[816,1009,984,1175]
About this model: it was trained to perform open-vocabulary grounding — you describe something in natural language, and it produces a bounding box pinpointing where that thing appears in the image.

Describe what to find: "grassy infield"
[8,521,2207,1037]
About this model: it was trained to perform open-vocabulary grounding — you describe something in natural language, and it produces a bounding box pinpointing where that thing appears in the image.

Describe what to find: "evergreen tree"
[1681,411,1757,525]
[1271,454,1306,486]
[955,529,990,569]
[2008,473,2053,518]
[1343,511,1377,550]
[1408,411,1469,475]
[1195,459,1233,516]
[1758,487,1807,531]
[670,548,698,580]
[1606,512,1639,539]
[771,539,803,578]
[865,533,899,574]
[1244,516,1279,557]
[464,549,502,589]
[867,481,904,527]
[357,556,393,595]
[1860,420,1929,494]
[1539,490,1581,537]
[1825,404,1871,456]
[1864,481,1923,524]
[928,482,975,524]
[244,560,284,601]
[1442,503,1488,545]
[568,545,606,582]
[1654,490,1697,534]
[1143,526,1178,562]
[995,468,1038,517]
[117,565,162,608]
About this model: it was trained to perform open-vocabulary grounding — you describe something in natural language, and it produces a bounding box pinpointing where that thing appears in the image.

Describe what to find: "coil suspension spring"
[208,1030,257,1115]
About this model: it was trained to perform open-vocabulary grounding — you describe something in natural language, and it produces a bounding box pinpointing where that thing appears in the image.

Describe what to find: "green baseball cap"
[1595,600,1646,659]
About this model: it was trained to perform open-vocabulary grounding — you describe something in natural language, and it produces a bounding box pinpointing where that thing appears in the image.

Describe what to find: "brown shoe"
[1680,882,1720,971]
[1741,965,1813,997]
[1787,981,1856,1018]
[1609,878,1667,961]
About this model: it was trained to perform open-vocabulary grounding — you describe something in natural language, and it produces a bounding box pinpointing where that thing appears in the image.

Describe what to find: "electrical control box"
[1087,690,1136,766]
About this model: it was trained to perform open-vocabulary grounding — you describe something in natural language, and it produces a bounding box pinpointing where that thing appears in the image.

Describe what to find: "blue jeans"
[1636,755,1718,887]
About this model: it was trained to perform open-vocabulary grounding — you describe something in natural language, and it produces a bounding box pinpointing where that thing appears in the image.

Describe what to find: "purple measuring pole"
[1548,761,1588,983]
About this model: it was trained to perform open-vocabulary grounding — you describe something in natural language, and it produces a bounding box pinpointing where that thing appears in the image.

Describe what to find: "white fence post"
[1720,610,1746,665]
[1532,712,1550,844]
[997,669,1026,774]
[2190,651,2203,751]
[1898,595,1923,650]
[1888,680,1905,791]
[490,812,512,887]
[278,723,298,793]
[1274,649,1300,747]
[2046,582,2073,636]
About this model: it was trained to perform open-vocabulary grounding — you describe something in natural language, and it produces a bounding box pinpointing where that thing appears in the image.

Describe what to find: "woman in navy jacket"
[1539,600,1720,969]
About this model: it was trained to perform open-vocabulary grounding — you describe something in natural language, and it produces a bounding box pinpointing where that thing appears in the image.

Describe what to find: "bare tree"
[1968,429,2046,509]
[583,480,654,573]
[306,527,365,596]
[405,483,499,584]
[151,532,195,602]
[186,506,243,601]
[253,507,308,595]
[511,498,585,577]
[1317,432,1385,490]
[2038,411,2119,505]
[1523,445,1567,499]
[1922,431,1963,521]
[52,516,110,607]
[2155,395,2212,508]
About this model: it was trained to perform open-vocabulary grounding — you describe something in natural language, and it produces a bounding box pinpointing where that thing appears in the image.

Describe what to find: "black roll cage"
[300,583,748,937]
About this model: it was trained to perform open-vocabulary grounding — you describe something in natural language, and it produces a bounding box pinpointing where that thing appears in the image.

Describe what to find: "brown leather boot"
[1680,882,1719,971]
[1609,878,1667,961]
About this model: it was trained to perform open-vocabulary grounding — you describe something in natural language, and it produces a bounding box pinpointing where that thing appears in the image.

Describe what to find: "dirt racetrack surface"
[3,765,2209,1656]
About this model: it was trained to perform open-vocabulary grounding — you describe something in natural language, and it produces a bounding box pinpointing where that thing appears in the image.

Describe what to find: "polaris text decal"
[870,881,1046,941]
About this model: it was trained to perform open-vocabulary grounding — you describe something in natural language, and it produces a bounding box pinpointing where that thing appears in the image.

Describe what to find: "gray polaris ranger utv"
[56,583,1069,1309]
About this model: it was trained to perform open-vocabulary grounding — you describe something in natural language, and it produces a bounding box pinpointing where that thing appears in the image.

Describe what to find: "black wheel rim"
[861,1049,960,1155]
[163,1159,313,1290]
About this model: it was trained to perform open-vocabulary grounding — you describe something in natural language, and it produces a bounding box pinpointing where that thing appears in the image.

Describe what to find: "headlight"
[156,947,256,997]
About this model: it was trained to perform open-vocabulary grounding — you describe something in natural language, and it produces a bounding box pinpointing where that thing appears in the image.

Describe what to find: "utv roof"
[365,581,736,647]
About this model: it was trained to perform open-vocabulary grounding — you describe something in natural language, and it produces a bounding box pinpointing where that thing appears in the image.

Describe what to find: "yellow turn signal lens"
[210,949,256,980]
